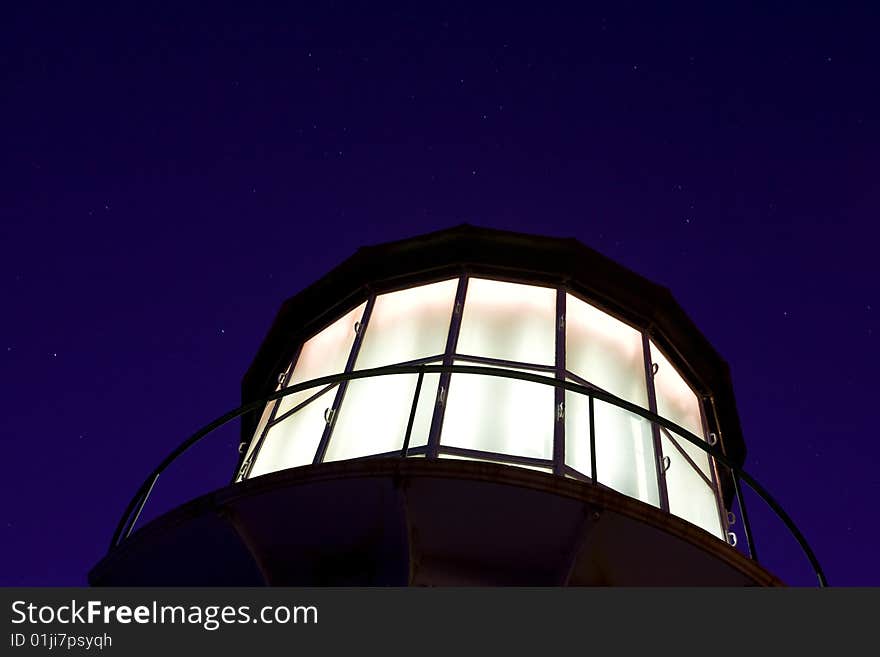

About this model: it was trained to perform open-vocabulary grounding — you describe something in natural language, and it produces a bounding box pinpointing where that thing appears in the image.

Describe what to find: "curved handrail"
[109,363,827,586]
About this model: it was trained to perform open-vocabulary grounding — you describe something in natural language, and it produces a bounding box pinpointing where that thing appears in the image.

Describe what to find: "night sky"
[2,3,877,586]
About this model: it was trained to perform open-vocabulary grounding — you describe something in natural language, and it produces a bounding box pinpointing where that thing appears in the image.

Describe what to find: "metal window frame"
[234,346,300,482]
[643,332,671,513]
[708,394,758,561]
[646,336,728,530]
[426,274,468,459]
[268,383,337,427]
[438,446,554,471]
[658,425,716,489]
[698,398,733,543]
[239,275,732,539]
[553,289,566,476]
[313,295,376,464]
[452,353,556,373]
[242,382,337,479]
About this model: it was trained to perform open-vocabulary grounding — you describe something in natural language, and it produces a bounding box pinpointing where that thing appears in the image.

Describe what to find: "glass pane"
[238,398,277,481]
[594,401,659,506]
[324,372,441,462]
[565,392,659,507]
[356,279,458,368]
[564,389,592,478]
[566,294,648,406]
[457,278,556,365]
[441,366,555,460]
[662,432,724,539]
[276,302,366,417]
[650,342,711,478]
[249,390,335,478]
[439,453,552,473]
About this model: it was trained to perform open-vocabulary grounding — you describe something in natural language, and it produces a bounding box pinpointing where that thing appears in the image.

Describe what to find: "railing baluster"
[731,467,758,562]
[111,473,159,548]
[124,474,159,541]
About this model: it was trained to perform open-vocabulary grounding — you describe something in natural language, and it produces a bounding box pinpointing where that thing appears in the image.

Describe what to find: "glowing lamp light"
[240,275,723,539]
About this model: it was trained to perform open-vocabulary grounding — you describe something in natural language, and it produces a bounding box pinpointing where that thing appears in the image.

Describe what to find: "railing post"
[110,473,159,549]
[731,468,758,562]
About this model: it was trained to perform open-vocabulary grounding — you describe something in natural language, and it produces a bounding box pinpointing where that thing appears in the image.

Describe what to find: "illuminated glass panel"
[238,275,727,543]
[650,342,711,478]
[564,389,591,478]
[239,398,277,480]
[355,279,457,369]
[324,372,441,462]
[457,278,556,365]
[566,294,648,407]
[276,302,366,417]
[441,366,554,460]
[564,392,659,507]
[662,432,724,539]
[249,390,335,477]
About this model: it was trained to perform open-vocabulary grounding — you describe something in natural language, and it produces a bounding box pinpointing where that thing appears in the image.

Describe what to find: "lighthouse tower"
[91,225,818,586]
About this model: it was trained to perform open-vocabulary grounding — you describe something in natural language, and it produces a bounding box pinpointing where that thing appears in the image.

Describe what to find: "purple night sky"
[2,3,877,586]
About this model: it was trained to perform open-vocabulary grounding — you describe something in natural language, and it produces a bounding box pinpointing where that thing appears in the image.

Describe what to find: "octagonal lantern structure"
[91,225,796,586]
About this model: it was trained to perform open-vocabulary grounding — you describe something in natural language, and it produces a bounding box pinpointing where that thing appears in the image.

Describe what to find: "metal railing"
[108,363,827,586]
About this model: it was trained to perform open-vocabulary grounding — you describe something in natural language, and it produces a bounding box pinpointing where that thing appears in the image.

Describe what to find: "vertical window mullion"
[553,288,566,476]
[313,295,375,464]
[643,332,670,512]
[427,274,468,459]
[237,348,300,482]
[700,398,731,542]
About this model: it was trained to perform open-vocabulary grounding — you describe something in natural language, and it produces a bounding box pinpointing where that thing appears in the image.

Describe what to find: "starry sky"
[2,3,877,586]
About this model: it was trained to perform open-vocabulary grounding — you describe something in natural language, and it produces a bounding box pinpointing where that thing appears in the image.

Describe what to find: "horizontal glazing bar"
[454,353,557,373]
[439,445,554,469]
